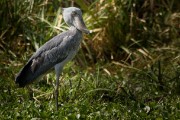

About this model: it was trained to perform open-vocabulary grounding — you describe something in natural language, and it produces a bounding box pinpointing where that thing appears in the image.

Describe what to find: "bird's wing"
[15,31,74,87]
[30,32,67,61]
[30,34,73,73]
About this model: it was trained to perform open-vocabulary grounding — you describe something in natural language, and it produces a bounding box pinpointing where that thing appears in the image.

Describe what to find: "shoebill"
[15,7,90,110]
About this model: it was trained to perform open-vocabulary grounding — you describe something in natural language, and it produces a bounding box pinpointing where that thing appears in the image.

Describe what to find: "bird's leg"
[55,64,62,111]
[55,74,60,111]
[27,86,33,100]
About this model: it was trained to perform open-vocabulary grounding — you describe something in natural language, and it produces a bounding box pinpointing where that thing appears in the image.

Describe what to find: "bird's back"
[15,28,82,87]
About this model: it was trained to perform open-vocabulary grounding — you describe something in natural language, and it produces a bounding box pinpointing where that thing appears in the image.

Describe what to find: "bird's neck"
[68,26,83,40]
[67,26,83,42]
[69,26,82,34]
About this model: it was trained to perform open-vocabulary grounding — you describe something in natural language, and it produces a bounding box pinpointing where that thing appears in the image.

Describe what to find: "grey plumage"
[15,7,89,110]
[16,28,82,86]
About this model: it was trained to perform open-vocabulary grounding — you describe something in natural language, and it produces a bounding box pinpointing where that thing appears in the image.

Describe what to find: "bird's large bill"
[73,15,90,34]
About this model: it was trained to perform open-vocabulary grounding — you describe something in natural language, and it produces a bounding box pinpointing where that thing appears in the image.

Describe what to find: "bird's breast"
[59,30,82,64]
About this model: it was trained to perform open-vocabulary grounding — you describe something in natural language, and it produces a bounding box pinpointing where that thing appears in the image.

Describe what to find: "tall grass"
[81,0,179,63]
[1,0,179,63]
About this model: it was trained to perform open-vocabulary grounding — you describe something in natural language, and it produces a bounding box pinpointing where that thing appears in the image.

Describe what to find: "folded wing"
[15,32,73,87]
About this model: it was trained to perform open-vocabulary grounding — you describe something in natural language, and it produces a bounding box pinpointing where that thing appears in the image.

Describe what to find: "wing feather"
[15,31,75,87]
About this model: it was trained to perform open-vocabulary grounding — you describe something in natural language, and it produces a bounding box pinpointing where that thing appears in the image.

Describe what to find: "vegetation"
[0,0,180,119]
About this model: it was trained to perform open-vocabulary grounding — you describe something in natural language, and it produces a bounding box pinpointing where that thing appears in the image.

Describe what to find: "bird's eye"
[71,11,77,16]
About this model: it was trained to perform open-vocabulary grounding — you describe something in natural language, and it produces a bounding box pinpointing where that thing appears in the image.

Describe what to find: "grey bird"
[15,7,90,110]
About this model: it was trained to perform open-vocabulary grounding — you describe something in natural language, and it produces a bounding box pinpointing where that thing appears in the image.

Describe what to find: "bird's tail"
[15,60,34,87]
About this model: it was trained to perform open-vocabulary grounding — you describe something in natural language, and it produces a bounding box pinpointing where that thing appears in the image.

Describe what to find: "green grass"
[0,0,180,119]
[1,54,180,119]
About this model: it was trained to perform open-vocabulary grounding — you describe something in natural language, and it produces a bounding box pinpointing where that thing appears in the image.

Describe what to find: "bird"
[15,7,90,110]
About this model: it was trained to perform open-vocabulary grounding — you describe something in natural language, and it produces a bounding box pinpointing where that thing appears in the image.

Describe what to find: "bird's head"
[62,7,90,34]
